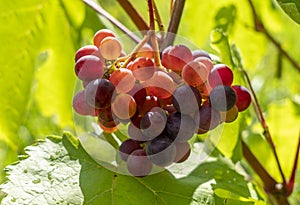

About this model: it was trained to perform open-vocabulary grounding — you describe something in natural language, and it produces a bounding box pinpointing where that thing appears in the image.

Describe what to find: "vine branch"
[82,0,141,43]
[116,0,149,33]
[240,68,287,186]
[161,0,186,49]
[247,0,300,72]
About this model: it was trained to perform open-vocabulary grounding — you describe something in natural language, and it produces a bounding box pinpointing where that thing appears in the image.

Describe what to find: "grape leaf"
[1,132,263,205]
[277,0,300,24]
[0,135,83,205]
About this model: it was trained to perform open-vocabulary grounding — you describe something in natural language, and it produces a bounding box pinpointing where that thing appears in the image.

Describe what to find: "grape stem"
[161,0,186,49]
[148,0,163,68]
[247,0,300,73]
[153,1,165,34]
[116,0,149,33]
[82,0,141,43]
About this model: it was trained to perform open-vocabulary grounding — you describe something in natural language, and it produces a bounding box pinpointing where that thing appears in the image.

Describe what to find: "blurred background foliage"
[0,0,299,203]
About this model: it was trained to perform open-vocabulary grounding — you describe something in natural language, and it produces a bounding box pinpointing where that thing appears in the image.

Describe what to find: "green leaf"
[277,0,300,24]
[0,135,83,205]
[1,132,263,204]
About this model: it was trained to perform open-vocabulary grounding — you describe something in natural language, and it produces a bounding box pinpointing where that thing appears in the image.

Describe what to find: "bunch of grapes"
[72,29,252,177]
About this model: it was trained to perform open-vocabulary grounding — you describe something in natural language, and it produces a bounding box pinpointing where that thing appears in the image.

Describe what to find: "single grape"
[138,95,160,116]
[182,61,209,87]
[194,103,221,131]
[172,85,202,114]
[110,68,136,93]
[164,112,196,142]
[140,107,167,139]
[130,57,155,81]
[145,71,175,99]
[194,56,214,73]
[119,139,142,161]
[99,36,122,60]
[232,85,251,112]
[192,49,211,60]
[75,45,103,62]
[127,149,153,177]
[93,29,116,47]
[174,142,191,163]
[127,83,147,106]
[72,90,96,116]
[220,105,239,123]
[74,55,104,82]
[208,64,233,88]
[85,78,115,109]
[128,122,148,141]
[145,134,176,167]
[209,85,236,111]
[112,93,137,120]
[166,45,193,72]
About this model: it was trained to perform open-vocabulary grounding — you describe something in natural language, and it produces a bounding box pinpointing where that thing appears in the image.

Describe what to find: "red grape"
[93,29,116,47]
[130,57,156,81]
[75,45,103,62]
[72,90,96,116]
[111,94,137,120]
[145,71,175,99]
[74,55,104,82]
[137,95,160,116]
[208,64,233,88]
[182,61,209,87]
[110,68,135,94]
[99,36,122,60]
[194,56,214,72]
[232,85,251,112]
[166,45,193,72]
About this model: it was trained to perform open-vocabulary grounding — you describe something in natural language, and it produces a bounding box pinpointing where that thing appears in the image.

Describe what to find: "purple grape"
[85,79,115,109]
[165,112,196,142]
[127,149,153,177]
[140,108,167,139]
[145,134,176,167]
[119,139,142,162]
[209,85,236,111]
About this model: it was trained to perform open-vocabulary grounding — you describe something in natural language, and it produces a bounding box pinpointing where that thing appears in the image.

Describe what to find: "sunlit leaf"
[277,0,300,24]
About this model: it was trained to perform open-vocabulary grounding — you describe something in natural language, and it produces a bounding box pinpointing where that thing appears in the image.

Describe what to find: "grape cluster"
[72,29,252,177]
